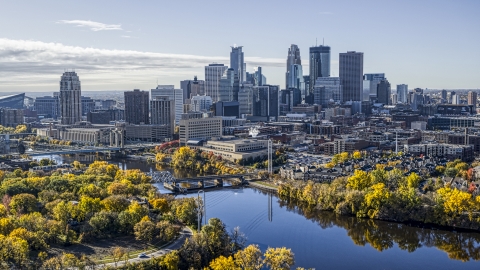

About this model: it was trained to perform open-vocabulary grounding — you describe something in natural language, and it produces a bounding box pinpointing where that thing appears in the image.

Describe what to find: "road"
[98,227,192,268]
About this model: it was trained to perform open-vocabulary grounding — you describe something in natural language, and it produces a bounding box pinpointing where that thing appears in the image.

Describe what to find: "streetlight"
[197,190,206,232]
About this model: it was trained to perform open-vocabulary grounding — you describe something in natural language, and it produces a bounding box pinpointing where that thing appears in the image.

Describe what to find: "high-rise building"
[150,96,175,135]
[124,89,149,125]
[219,68,235,101]
[214,101,240,117]
[468,91,477,111]
[205,64,228,102]
[280,88,302,113]
[180,76,205,100]
[340,51,364,102]
[314,77,342,107]
[363,73,385,101]
[452,94,460,105]
[238,84,254,116]
[396,84,408,104]
[59,71,82,125]
[441,90,448,103]
[151,85,184,125]
[35,95,59,119]
[309,45,331,99]
[376,79,391,105]
[191,95,213,112]
[286,45,305,96]
[230,45,245,83]
[253,85,280,120]
[81,96,95,116]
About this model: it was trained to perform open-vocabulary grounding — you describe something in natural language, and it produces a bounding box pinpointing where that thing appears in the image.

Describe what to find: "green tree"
[134,218,156,242]
[9,193,38,215]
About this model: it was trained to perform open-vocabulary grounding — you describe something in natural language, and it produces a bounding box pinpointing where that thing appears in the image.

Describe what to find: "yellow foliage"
[347,170,373,191]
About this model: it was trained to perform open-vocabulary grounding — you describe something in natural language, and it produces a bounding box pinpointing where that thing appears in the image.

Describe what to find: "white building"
[151,85,183,125]
[411,121,427,130]
[205,64,228,102]
[179,112,222,145]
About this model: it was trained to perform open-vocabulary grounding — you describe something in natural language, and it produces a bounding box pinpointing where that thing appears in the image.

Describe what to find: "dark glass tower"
[340,51,364,102]
[309,45,331,101]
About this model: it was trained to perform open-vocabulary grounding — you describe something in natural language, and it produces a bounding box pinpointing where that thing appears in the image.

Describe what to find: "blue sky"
[0,0,479,92]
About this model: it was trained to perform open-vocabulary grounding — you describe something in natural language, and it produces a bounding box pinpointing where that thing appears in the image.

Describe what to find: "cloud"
[0,38,285,91]
[57,20,122,31]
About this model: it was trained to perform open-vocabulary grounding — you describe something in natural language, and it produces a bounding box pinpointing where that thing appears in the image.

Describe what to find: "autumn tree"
[209,255,238,270]
[263,247,295,270]
[111,246,125,267]
[9,193,38,215]
[347,170,372,191]
[234,244,264,270]
[134,218,156,242]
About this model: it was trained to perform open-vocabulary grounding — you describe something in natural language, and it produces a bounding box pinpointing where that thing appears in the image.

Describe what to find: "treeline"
[0,161,198,269]
[279,166,480,230]
[107,218,300,270]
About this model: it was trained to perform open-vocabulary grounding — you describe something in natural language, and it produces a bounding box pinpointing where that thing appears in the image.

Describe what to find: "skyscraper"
[253,85,280,120]
[468,91,477,111]
[151,85,184,125]
[309,45,331,100]
[59,71,82,125]
[230,45,245,83]
[441,90,447,103]
[124,89,149,125]
[150,96,175,136]
[376,79,391,105]
[205,64,228,102]
[191,95,213,112]
[363,73,385,101]
[340,51,364,102]
[286,45,305,95]
[180,76,205,100]
[219,68,235,101]
[396,84,408,104]
[314,77,342,107]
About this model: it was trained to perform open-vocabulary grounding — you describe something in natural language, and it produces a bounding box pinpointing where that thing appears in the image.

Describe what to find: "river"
[36,154,480,269]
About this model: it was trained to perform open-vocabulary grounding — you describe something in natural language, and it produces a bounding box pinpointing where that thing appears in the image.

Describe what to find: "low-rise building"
[198,138,268,162]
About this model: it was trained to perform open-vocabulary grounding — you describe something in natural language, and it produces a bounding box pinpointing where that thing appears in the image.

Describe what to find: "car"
[138,253,148,258]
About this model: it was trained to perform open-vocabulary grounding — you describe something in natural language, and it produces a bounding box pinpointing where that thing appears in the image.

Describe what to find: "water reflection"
[279,199,480,262]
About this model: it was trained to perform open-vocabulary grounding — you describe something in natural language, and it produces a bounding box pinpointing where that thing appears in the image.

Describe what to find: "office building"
[253,85,280,120]
[151,85,184,125]
[309,45,331,100]
[180,76,205,100]
[280,88,302,113]
[396,84,408,104]
[376,79,391,105]
[34,95,59,119]
[179,112,222,145]
[214,101,240,117]
[340,51,364,102]
[81,96,95,116]
[205,64,228,102]
[219,68,235,101]
[191,95,213,112]
[286,45,305,96]
[238,84,254,116]
[441,90,448,103]
[0,108,24,127]
[124,89,149,125]
[452,94,460,105]
[363,74,385,101]
[468,91,477,111]
[150,96,175,136]
[314,77,342,107]
[87,109,124,124]
[59,71,82,125]
[230,45,245,83]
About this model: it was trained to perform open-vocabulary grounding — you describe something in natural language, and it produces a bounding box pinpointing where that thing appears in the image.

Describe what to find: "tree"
[352,151,362,159]
[445,167,458,178]
[77,196,101,221]
[234,244,264,270]
[347,170,372,191]
[149,198,170,213]
[17,143,26,155]
[134,219,156,242]
[436,187,474,219]
[161,250,180,270]
[111,247,125,267]
[405,173,421,189]
[101,195,130,212]
[263,247,295,270]
[209,255,238,270]
[0,235,29,268]
[157,220,179,242]
[9,193,38,215]
[362,183,392,218]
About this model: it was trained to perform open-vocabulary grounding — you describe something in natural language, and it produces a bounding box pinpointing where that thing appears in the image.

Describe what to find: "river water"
[37,155,480,269]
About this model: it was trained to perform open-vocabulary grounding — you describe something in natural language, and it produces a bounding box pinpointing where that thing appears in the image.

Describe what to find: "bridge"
[27,147,122,156]
[148,171,255,193]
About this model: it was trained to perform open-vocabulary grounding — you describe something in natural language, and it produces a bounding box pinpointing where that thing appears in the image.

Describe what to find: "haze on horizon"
[0,0,479,93]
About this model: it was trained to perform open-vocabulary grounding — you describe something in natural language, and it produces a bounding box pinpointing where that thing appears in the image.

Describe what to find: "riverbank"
[248,180,278,193]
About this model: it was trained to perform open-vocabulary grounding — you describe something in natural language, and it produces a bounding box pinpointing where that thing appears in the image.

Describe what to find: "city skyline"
[0,0,479,92]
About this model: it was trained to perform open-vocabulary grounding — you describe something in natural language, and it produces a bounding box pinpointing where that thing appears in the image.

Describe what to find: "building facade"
[340,51,363,102]
[376,79,391,105]
[286,44,305,97]
[205,64,228,102]
[230,45,245,83]
[309,45,331,100]
[151,85,184,125]
[191,95,213,112]
[179,112,222,145]
[314,77,342,107]
[124,89,149,125]
[59,71,82,125]
[34,95,59,119]
[468,91,477,111]
[396,84,408,104]
[150,96,175,136]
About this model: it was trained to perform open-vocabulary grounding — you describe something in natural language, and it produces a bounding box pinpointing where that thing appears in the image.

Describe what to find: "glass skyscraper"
[309,45,331,100]
[230,45,245,83]
[340,51,363,102]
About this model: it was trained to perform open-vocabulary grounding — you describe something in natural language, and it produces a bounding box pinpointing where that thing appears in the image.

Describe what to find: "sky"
[0,0,479,93]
